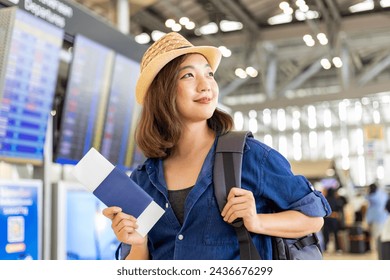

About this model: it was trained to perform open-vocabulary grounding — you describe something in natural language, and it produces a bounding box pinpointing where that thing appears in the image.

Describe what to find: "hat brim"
[135,46,222,104]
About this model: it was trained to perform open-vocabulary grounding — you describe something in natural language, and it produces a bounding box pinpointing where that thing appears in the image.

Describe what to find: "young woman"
[103,32,331,260]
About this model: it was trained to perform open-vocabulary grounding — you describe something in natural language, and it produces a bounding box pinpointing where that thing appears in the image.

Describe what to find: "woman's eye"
[181,73,194,79]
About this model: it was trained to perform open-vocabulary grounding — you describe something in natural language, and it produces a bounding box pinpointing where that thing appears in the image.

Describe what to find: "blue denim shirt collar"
[143,136,218,213]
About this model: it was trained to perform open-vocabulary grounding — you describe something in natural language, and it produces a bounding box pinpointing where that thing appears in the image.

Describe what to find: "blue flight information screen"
[0,8,64,164]
[100,53,139,169]
[55,34,114,165]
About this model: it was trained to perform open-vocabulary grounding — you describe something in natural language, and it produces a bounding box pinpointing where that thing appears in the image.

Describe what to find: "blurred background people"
[378,198,390,259]
[323,187,345,253]
[365,183,389,252]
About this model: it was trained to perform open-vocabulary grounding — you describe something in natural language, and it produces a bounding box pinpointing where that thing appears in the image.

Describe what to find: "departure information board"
[100,54,139,169]
[0,7,64,164]
[54,182,119,260]
[55,34,114,165]
[0,179,42,260]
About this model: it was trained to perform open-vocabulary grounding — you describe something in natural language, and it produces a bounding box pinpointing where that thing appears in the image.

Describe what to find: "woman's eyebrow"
[178,65,194,72]
[178,64,211,72]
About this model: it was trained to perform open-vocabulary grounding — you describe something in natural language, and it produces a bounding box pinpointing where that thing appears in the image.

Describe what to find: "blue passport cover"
[93,167,152,218]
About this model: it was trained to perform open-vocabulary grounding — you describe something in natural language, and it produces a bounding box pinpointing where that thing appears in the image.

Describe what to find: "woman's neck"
[171,123,215,158]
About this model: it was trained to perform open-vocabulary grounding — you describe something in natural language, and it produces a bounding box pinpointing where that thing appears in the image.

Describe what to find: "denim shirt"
[123,136,331,260]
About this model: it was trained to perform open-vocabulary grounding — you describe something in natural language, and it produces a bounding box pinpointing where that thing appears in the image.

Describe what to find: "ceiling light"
[249,110,257,119]
[303,34,315,47]
[373,110,381,124]
[171,23,182,32]
[332,57,343,68]
[295,10,306,21]
[198,22,218,35]
[298,4,309,12]
[185,21,195,30]
[165,19,175,28]
[283,7,294,15]
[263,109,272,125]
[380,0,390,7]
[317,33,328,45]
[305,40,315,47]
[320,58,331,70]
[349,0,374,13]
[218,46,232,57]
[219,20,243,32]
[151,30,165,41]
[246,66,258,78]
[382,94,390,103]
[179,17,189,25]
[134,33,150,44]
[323,109,332,128]
[235,68,247,79]
[268,13,293,25]
[307,105,317,129]
[316,33,326,40]
[305,10,319,19]
[303,34,313,41]
[277,109,286,132]
[279,1,290,10]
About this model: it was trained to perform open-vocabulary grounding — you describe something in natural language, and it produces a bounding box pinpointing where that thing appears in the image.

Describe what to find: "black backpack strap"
[214,131,253,212]
[214,131,261,260]
[292,233,320,250]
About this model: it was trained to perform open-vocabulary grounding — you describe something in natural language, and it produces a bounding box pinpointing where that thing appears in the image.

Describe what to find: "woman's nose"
[198,78,211,92]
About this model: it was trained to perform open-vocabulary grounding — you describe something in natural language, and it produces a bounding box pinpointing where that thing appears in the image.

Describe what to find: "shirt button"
[178,234,184,240]
[165,202,169,208]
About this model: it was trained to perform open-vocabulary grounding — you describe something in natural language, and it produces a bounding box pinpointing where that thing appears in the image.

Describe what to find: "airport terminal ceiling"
[72,0,390,115]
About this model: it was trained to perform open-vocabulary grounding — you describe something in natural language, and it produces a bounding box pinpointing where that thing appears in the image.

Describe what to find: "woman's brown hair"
[135,54,233,158]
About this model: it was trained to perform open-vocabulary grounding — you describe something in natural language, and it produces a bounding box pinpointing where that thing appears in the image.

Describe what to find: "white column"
[117,0,130,34]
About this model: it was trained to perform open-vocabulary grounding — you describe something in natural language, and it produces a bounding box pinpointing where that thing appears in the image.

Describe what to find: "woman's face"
[175,53,219,124]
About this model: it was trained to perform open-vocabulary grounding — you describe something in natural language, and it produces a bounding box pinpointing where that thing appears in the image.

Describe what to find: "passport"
[72,147,165,237]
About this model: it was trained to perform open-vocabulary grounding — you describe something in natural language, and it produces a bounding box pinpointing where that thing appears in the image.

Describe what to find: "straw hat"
[135,32,222,104]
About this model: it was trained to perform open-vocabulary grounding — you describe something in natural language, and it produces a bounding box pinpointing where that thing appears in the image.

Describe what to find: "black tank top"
[167,186,194,225]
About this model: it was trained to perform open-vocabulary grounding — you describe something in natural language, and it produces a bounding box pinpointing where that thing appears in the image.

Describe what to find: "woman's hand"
[221,187,259,232]
[102,206,147,246]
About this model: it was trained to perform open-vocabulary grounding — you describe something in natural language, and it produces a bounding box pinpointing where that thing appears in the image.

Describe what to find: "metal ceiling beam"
[340,43,352,89]
[218,0,260,35]
[278,58,324,96]
[132,9,170,32]
[314,0,331,24]
[325,0,341,23]
[218,41,265,98]
[190,13,390,54]
[261,13,390,42]
[229,80,390,111]
[357,52,390,86]
[322,0,341,48]
[219,78,249,98]
[265,53,278,99]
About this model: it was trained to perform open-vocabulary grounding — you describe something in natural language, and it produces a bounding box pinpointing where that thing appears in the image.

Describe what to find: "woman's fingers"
[102,206,122,220]
[102,207,146,245]
[112,214,138,231]
[111,211,136,226]
[221,187,256,224]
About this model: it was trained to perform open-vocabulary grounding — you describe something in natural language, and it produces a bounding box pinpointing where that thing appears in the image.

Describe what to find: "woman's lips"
[194,97,212,103]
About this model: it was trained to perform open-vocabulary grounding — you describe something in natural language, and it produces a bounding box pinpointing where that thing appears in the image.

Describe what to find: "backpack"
[213,131,323,260]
